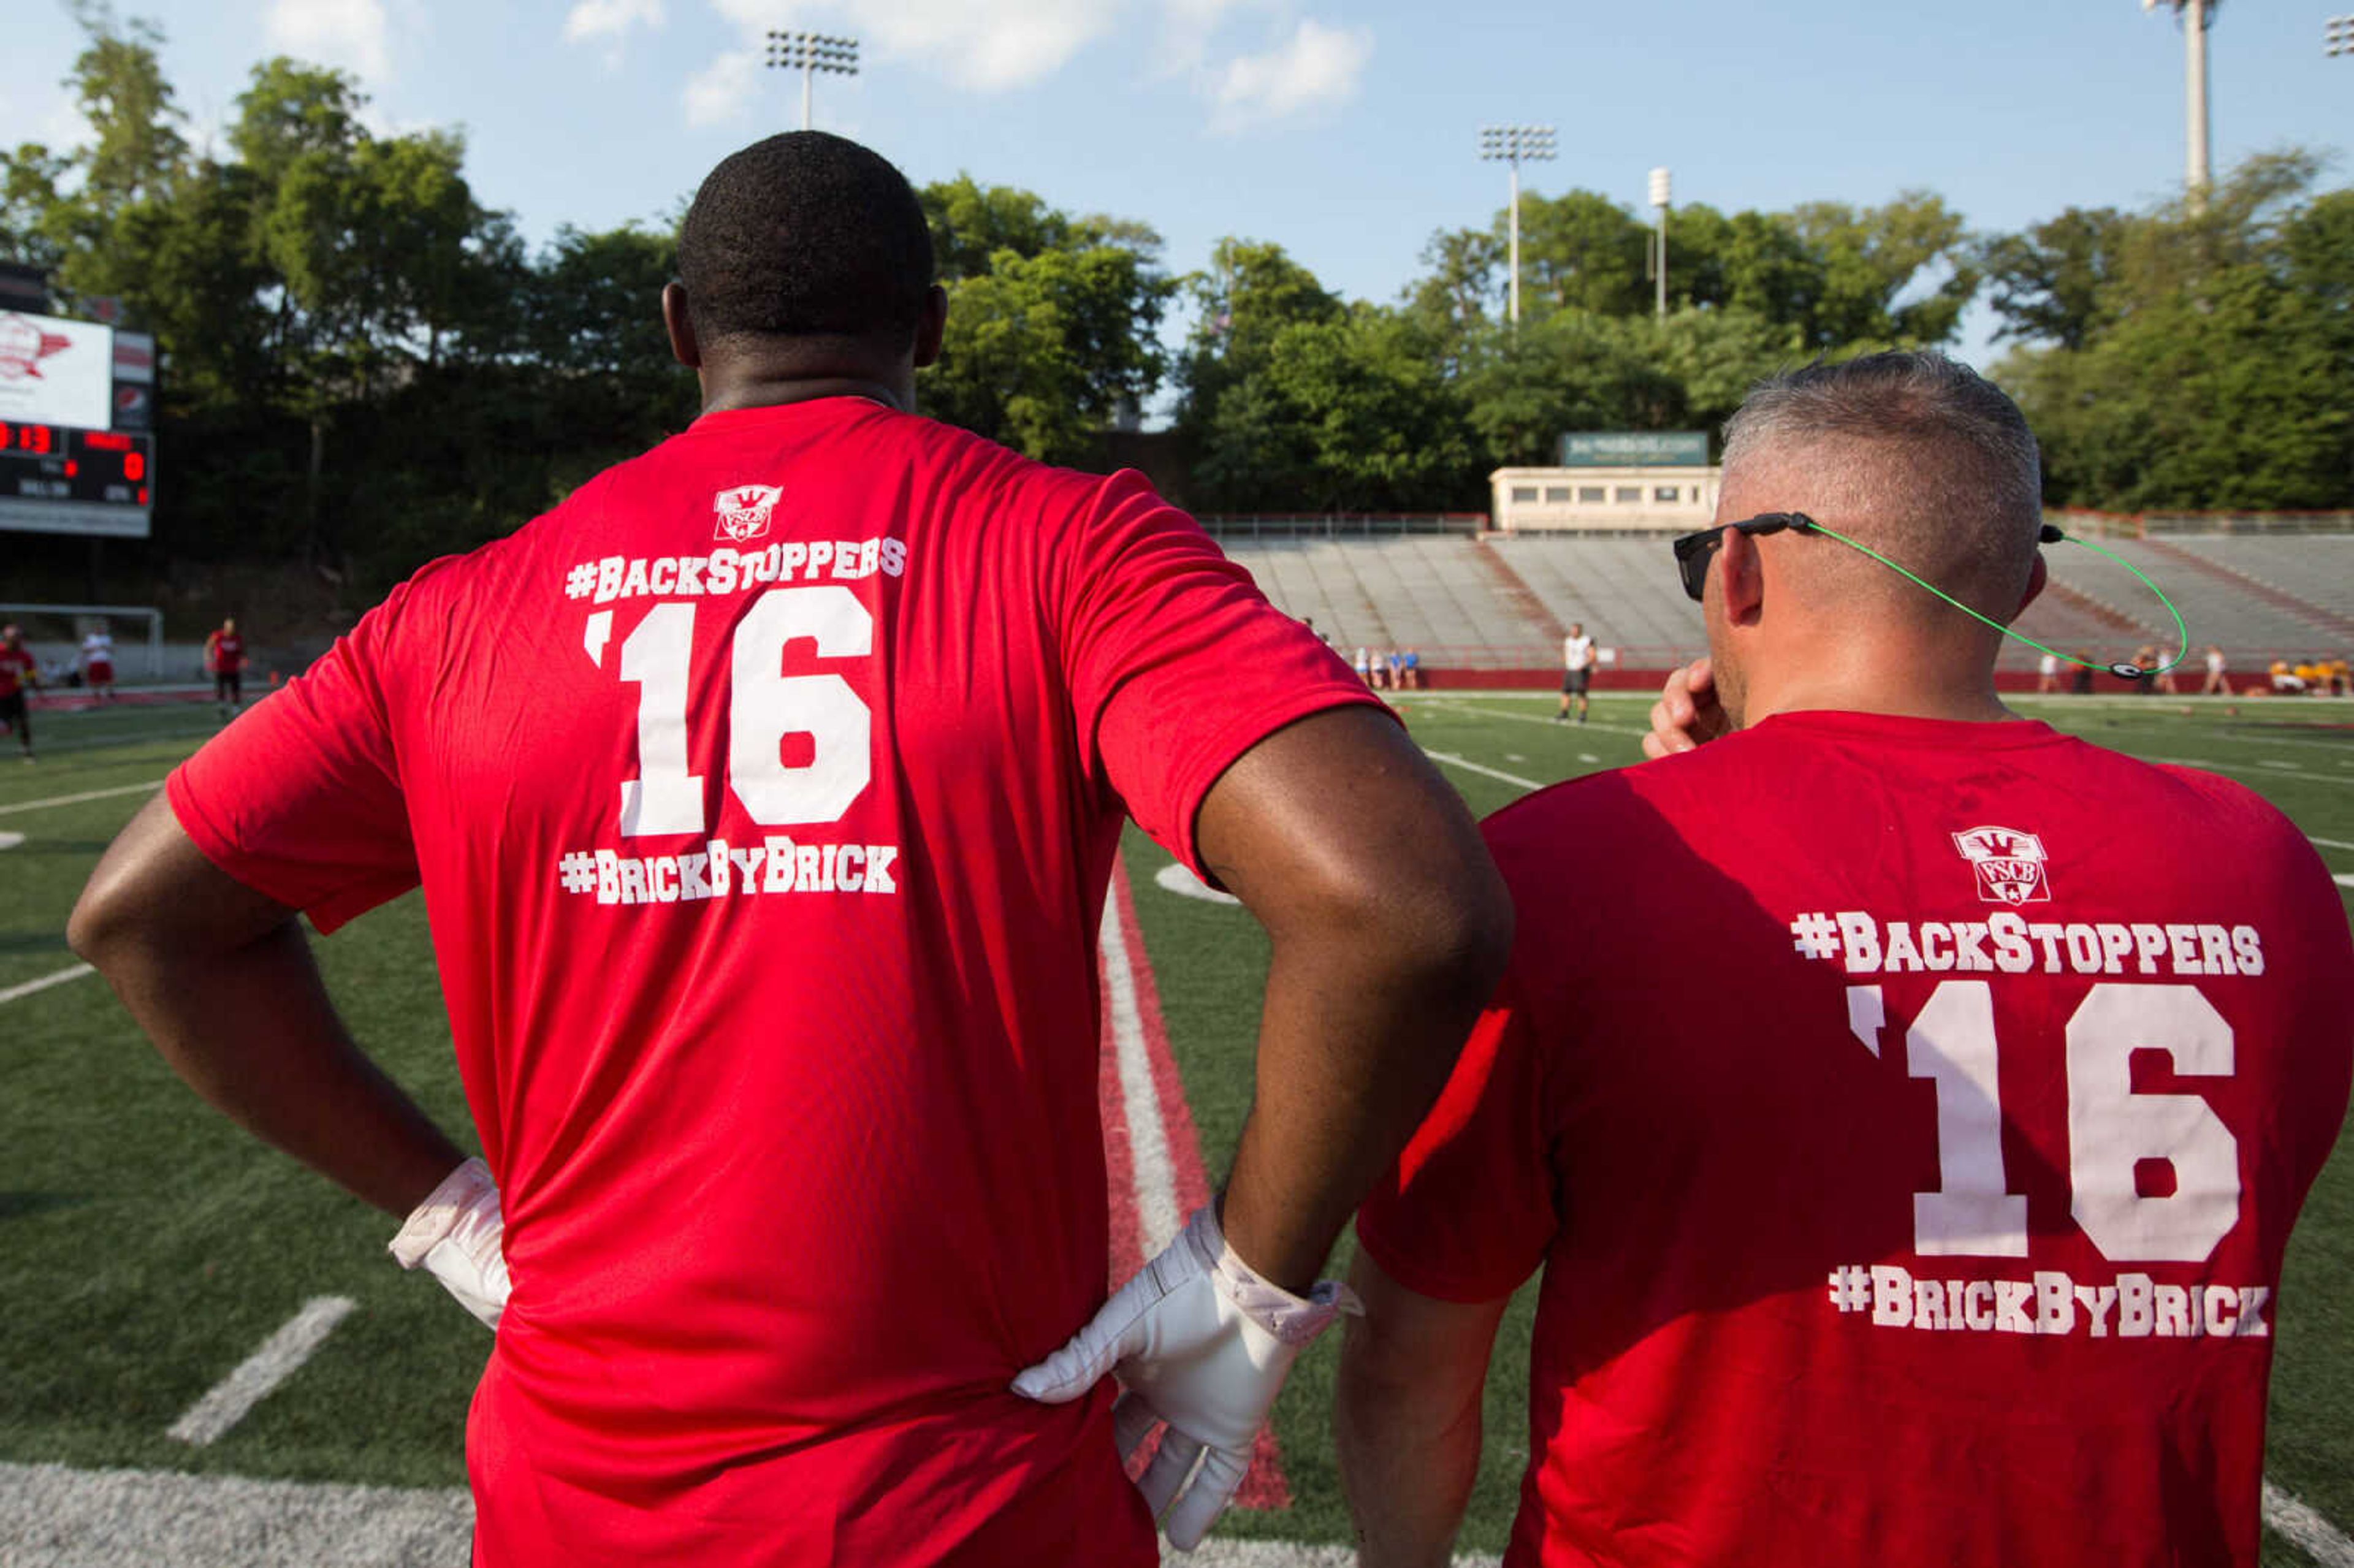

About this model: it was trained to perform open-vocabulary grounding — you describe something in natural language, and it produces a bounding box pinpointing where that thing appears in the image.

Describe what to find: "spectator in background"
[0,624,38,761]
[2332,658,2351,698]
[1402,648,1422,690]
[2202,645,2229,696]
[2071,650,2095,695]
[1355,645,1374,687]
[2271,659,2305,695]
[204,617,247,718]
[1386,649,1403,691]
[1556,623,1596,724]
[2036,650,2060,693]
[82,620,116,704]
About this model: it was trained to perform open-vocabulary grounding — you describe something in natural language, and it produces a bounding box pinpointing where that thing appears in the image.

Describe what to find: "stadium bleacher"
[1216,528,2354,678]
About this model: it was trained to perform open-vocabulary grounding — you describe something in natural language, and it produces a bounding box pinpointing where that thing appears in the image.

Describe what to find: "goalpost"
[0,602,168,680]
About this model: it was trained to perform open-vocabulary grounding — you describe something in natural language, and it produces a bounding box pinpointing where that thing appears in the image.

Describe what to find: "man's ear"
[2016,550,2049,617]
[912,284,948,370]
[661,282,701,370]
[1719,526,1766,627]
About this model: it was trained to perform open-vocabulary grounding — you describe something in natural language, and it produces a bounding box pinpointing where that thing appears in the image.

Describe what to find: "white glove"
[1012,1205,1358,1550]
[387,1157,510,1332]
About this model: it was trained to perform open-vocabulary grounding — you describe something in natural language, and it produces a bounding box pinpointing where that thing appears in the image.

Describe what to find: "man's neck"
[698,373,906,418]
[1733,630,2017,729]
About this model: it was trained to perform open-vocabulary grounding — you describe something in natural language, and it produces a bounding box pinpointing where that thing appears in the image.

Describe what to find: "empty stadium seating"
[1214,529,2354,677]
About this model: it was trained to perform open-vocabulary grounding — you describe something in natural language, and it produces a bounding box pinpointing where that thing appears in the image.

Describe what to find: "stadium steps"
[1469,538,1568,646]
[2132,536,2354,644]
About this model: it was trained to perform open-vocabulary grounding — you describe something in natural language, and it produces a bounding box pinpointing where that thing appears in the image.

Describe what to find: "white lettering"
[1989,912,2034,974]
[2076,1284,2119,1337]
[1838,911,1881,973]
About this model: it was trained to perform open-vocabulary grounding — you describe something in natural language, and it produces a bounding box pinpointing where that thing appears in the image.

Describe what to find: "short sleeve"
[1057,470,1387,877]
[167,584,424,935]
[1356,976,1559,1304]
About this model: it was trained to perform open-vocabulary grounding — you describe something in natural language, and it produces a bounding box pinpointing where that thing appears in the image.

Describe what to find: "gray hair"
[1720,351,2046,614]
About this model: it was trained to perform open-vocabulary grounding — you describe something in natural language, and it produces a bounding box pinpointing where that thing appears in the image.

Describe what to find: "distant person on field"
[2071,649,2096,695]
[70,132,1509,1567]
[82,621,116,703]
[1403,647,1422,690]
[2036,649,2060,693]
[0,624,38,761]
[1355,644,1374,686]
[1336,351,2353,1568]
[1385,649,1403,690]
[204,616,246,717]
[2203,644,2229,696]
[1556,622,1596,723]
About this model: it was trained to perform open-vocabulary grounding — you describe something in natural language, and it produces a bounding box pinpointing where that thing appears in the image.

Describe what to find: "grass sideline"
[0,693,2348,1566]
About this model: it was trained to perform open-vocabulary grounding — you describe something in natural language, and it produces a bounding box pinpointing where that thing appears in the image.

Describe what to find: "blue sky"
[3,0,2348,369]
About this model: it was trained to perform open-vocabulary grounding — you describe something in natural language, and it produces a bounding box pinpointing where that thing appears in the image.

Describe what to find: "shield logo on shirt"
[1952,826,2051,906]
[713,484,782,543]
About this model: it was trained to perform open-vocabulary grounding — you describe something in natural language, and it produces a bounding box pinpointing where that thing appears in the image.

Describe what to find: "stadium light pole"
[2143,0,2215,211]
[1479,125,1556,327]
[2329,15,2354,56]
[1648,167,1672,321]
[765,31,859,131]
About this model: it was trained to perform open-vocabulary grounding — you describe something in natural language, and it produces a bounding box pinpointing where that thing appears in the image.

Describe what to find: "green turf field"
[2,692,2350,1564]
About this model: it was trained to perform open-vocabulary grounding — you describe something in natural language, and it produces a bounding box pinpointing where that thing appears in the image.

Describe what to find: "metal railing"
[2050,508,2354,538]
[1197,514,1489,539]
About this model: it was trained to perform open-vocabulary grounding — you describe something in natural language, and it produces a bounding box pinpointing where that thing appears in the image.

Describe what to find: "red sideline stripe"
[1103,854,1292,1512]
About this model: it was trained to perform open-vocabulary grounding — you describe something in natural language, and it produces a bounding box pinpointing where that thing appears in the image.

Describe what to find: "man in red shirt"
[0,623,39,761]
[203,615,245,716]
[1336,351,2354,1568]
[70,134,1511,1565]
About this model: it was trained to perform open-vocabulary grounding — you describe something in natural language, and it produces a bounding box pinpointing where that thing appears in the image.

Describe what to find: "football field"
[2,692,2352,1566]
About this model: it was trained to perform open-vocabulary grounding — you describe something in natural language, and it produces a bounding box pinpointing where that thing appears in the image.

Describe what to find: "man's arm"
[1335,1249,1512,1568]
[1196,704,1513,1292]
[69,793,465,1217]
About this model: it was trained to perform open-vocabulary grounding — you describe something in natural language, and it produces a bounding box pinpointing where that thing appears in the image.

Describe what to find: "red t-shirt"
[205,631,243,673]
[167,398,1381,1566]
[1358,710,2354,1568]
[0,646,32,698]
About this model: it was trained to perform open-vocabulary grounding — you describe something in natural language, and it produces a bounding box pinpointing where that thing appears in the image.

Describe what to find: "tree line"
[2,10,2347,593]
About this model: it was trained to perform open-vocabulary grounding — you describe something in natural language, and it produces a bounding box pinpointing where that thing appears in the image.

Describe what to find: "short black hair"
[676,132,935,350]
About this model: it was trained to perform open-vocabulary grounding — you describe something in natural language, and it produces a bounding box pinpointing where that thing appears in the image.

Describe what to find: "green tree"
[1981,207,2128,351]
[915,178,1175,463]
[1998,153,2352,510]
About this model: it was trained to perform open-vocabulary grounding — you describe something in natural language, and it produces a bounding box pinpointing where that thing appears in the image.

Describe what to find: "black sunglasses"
[1670,513,1815,603]
[1670,513,2067,603]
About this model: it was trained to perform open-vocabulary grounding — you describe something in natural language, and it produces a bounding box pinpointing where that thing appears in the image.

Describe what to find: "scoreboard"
[0,311,155,539]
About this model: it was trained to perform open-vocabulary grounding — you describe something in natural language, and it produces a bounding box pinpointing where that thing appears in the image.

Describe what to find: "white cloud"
[1204,18,1370,132]
[565,0,666,46]
[684,48,761,127]
[265,0,392,81]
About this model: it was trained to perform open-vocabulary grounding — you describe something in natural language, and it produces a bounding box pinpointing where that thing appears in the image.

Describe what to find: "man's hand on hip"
[1012,1204,1357,1550]
[389,1157,510,1331]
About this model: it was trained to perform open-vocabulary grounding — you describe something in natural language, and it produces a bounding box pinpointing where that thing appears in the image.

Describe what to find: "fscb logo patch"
[1952,825,2051,906]
[712,484,782,542]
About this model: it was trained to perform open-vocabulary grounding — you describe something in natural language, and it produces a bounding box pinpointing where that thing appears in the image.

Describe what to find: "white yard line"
[1426,751,1543,793]
[1101,896,1182,1258]
[0,962,94,1006]
[1428,699,1650,739]
[2307,837,2354,852]
[2267,1482,2354,1568]
[0,778,165,816]
[167,1296,357,1447]
[2149,756,2354,790]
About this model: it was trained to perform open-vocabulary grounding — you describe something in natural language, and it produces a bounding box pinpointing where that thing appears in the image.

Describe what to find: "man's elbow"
[67,875,142,970]
[1338,850,1515,1008]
